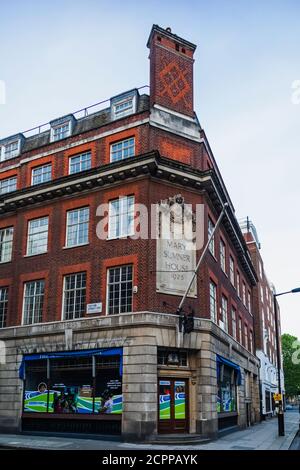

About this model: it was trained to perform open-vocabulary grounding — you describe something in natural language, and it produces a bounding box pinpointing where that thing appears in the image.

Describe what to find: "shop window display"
[217,365,237,413]
[22,351,122,416]
[24,360,48,413]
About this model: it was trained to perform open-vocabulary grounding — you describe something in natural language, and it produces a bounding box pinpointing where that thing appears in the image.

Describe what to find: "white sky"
[0,0,300,336]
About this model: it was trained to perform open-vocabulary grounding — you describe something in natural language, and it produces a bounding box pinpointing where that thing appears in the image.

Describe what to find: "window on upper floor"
[220,239,226,273]
[107,265,133,315]
[238,317,243,344]
[0,134,23,161]
[32,164,52,186]
[220,295,228,332]
[229,256,235,286]
[108,196,134,239]
[242,281,246,305]
[259,260,263,279]
[236,271,240,297]
[209,280,217,323]
[248,290,252,313]
[51,122,71,141]
[27,217,49,256]
[231,307,237,340]
[208,217,215,256]
[110,137,135,163]
[0,176,17,195]
[249,330,253,354]
[22,280,45,325]
[69,151,92,175]
[0,287,8,328]
[62,272,86,320]
[113,98,134,119]
[260,285,264,302]
[0,227,13,263]
[244,324,249,349]
[66,207,89,247]
[111,90,138,121]
[2,140,19,160]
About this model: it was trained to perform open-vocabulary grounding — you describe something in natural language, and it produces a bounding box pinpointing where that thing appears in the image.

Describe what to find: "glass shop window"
[49,357,93,414]
[217,365,237,413]
[94,357,122,415]
[23,354,123,415]
[24,360,48,413]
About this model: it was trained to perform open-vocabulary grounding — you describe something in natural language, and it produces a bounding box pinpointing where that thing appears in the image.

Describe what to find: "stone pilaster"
[121,337,157,441]
[196,334,218,438]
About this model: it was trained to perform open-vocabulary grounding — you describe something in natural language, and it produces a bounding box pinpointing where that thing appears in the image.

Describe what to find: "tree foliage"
[282,333,300,397]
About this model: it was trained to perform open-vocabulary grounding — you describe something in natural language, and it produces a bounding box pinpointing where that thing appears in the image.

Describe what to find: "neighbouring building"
[240,218,285,419]
[0,25,261,441]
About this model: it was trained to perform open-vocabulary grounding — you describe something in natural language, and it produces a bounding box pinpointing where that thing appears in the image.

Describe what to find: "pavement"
[0,410,299,451]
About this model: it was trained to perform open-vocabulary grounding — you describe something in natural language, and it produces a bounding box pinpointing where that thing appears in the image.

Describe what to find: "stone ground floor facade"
[0,313,260,441]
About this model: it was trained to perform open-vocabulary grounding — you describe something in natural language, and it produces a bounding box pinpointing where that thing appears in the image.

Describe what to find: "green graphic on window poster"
[24,391,123,414]
[174,381,186,419]
[159,380,171,419]
[24,391,48,412]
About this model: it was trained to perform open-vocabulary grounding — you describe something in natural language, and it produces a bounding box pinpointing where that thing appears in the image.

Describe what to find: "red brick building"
[241,218,284,418]
[0,25,261,440]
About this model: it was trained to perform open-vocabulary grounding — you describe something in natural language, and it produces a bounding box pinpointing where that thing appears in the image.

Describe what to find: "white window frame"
[50,121,71,142]
[0,227,13,263]
[69,151,92,175]
[26,217,49,256]
[249,330,253,354]
[260,285,264,302]
[0,140,20,161]
[22,280,45,325]
[242,281,246,305]
[220,238,226,273]
[113,98,134,119]
[244,324,249,350]
[221,295,228,332]
[236,271,240,297]
[0,286,8,328]
[62,272,87,320]
[231,307,237,340]
[238,317,243,344]
[108,196,135,239]
[0,176,17,194]
[31,163,52,186]
[248,290,252,313]
[229,256,235,286]
[259,260,263,278]
[110,137,135,163]
[106,265,133,315]
[208,217,215,256]
[209,280,217,323]
[65,207,89,247]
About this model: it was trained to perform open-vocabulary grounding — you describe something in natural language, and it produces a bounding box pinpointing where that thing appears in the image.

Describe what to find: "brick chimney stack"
[147,25,197,118]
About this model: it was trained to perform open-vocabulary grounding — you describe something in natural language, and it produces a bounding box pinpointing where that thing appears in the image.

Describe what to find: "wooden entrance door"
[158,378,189,433]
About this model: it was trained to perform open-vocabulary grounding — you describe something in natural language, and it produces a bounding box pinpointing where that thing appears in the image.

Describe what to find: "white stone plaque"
[157,238,197,297]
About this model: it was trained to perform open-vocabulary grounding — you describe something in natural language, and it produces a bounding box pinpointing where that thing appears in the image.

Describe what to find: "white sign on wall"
[87,302,102,314]
[156,195,197,297]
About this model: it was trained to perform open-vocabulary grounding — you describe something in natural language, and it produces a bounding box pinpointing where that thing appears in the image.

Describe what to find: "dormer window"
[114,98,134,118]
[4,141,19,159]
[0,134,24,161]
[50,115,75,143]
[111,89,138,121]
[52,123,70,141]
